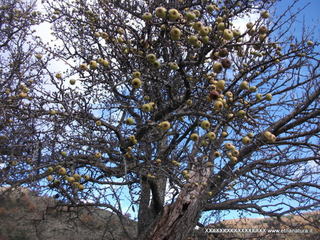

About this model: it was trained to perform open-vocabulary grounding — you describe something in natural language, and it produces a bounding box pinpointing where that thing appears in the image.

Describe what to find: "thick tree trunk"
[140,164,211,240]
[138,176,167,235]
[137,177,152,234]
[143,189,203,240]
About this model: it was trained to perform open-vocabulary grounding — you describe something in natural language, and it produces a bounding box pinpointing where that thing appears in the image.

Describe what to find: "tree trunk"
[140,164,211,240]
[143,190,203,240]
[138,176,167,235]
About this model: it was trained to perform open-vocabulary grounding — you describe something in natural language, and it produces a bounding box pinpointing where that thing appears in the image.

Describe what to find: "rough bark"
[137,176,167,235]
[140,164,211,240]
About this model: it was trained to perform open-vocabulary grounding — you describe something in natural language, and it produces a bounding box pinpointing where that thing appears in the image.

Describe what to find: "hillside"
[0,187,136,240]
[0,187,319,240]
[199,212,320,240]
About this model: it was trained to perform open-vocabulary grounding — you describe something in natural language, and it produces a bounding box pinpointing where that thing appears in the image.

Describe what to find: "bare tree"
[1,0,319,239]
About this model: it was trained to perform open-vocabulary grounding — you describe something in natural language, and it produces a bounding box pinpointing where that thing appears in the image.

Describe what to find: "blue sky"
[202,0,320,222]
[275,0,320,38]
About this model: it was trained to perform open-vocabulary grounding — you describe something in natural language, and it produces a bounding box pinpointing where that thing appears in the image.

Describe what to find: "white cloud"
[34,22,56,44]
[232,13,259,33]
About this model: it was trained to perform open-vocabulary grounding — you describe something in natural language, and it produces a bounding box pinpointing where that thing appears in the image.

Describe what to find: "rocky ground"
[0,187,136,240]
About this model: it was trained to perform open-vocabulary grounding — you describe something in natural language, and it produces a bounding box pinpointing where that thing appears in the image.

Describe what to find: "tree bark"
[140,164,211,240]
[138,176,167,235]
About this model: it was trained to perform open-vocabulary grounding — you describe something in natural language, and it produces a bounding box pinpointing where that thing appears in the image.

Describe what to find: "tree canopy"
[1,0,319,239]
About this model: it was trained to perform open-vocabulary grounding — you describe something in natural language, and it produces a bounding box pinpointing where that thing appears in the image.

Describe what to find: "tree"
[1,0,319,239]
[0,0,51,181]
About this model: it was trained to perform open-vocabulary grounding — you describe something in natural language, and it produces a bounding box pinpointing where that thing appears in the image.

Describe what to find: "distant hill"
[195,211,320,240]
[216,211,320,229]
[0,187,136,240]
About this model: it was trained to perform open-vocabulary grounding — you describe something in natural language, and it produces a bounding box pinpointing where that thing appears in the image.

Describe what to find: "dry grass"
[201,212,320,240]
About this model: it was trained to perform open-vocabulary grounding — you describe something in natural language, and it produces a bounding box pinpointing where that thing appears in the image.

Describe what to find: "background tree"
[1,0,320,239]
[0,0,52,186]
